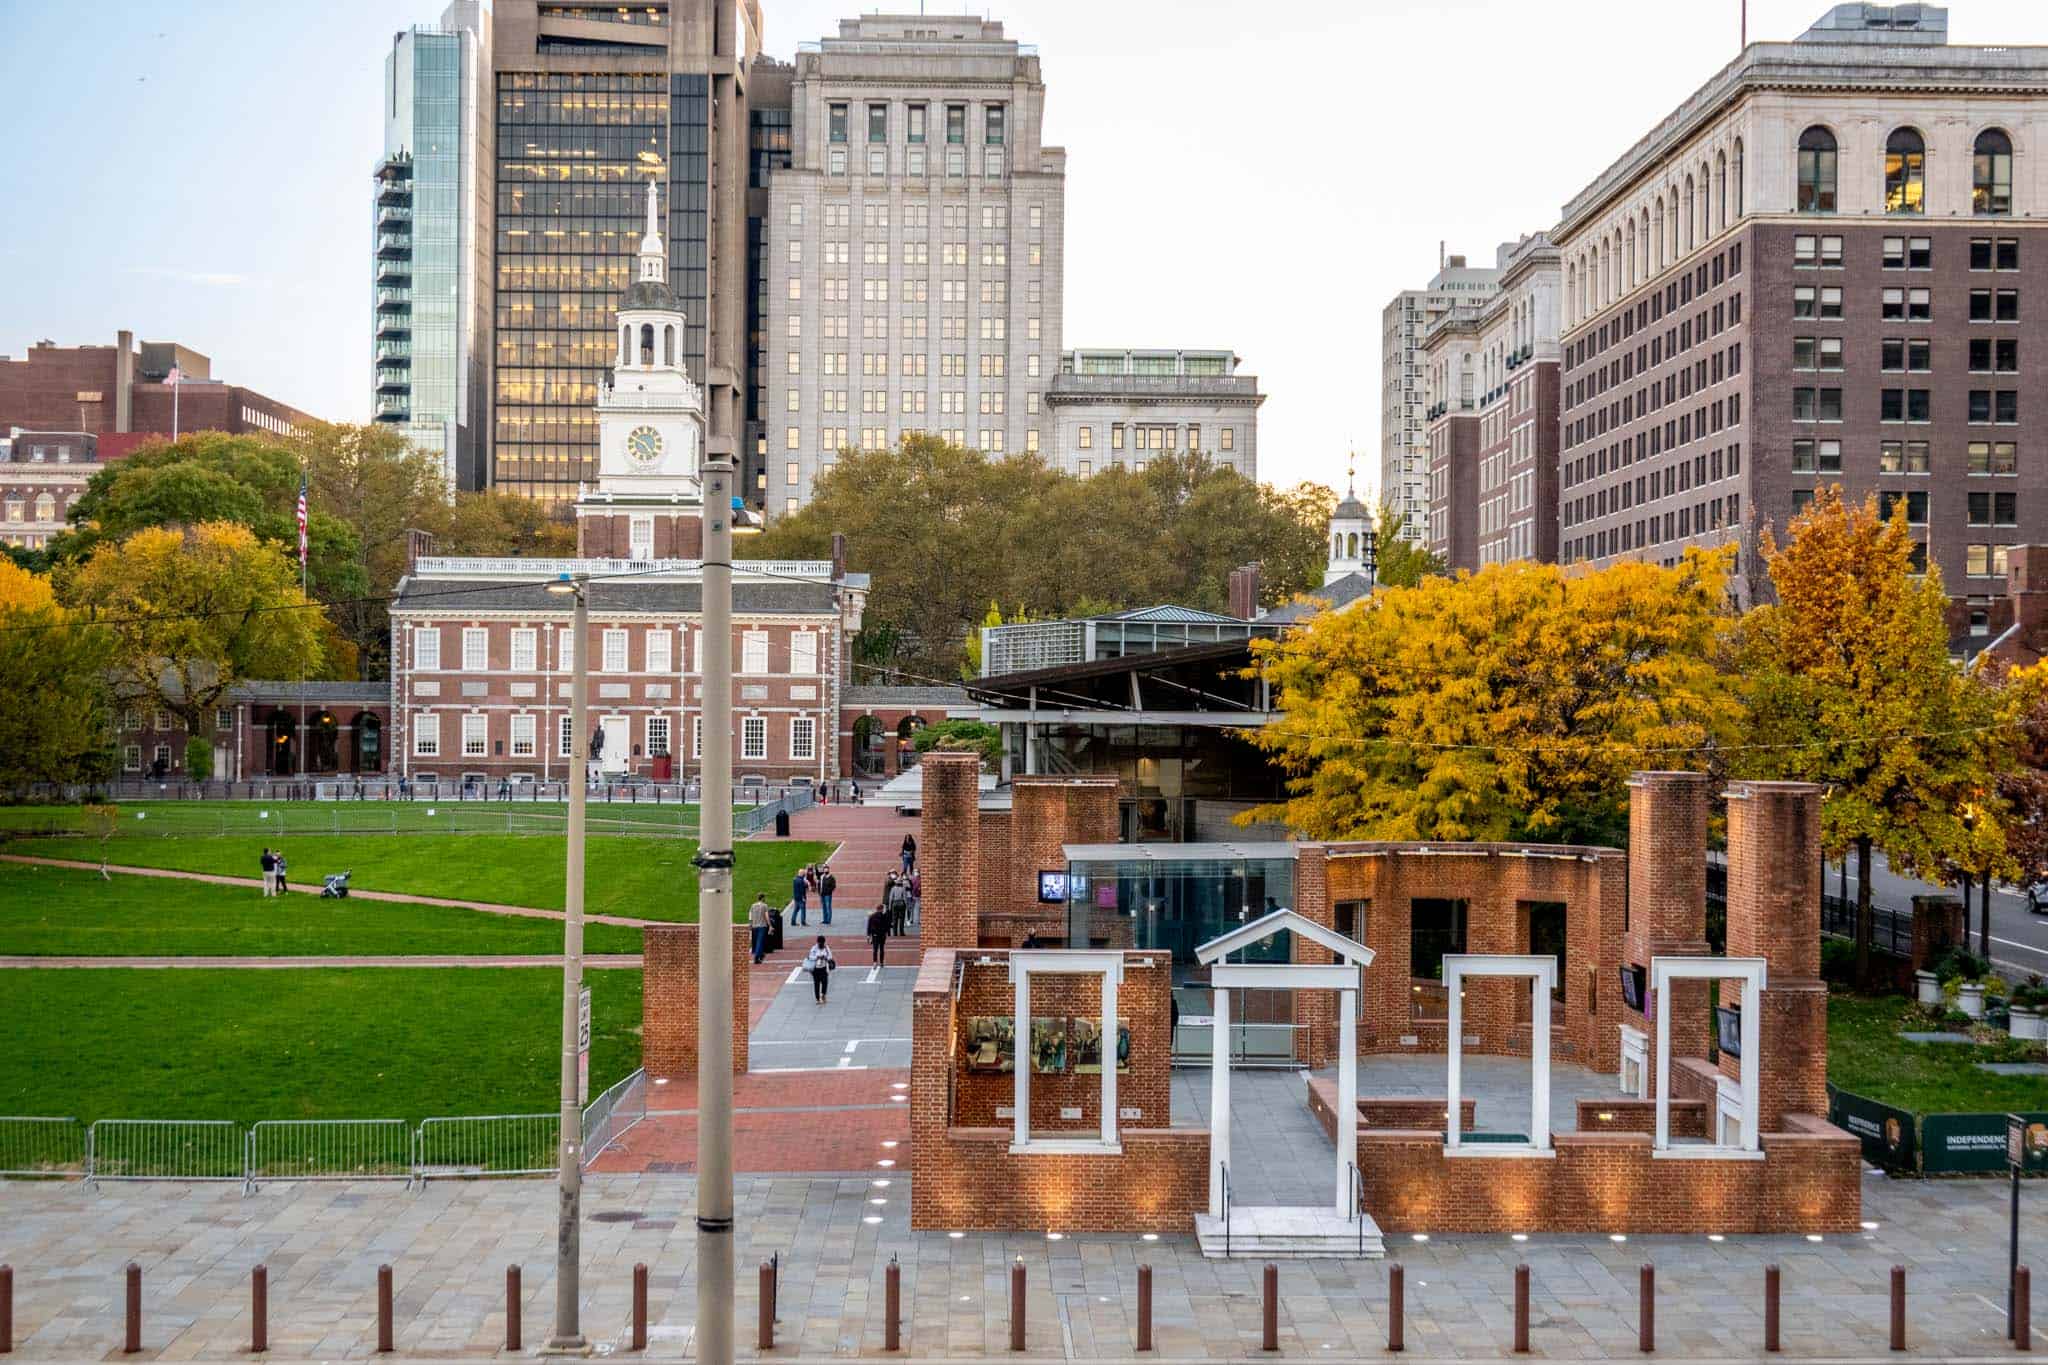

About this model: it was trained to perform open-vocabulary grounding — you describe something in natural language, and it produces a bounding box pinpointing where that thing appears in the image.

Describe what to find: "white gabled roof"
[1194,909,1373,967]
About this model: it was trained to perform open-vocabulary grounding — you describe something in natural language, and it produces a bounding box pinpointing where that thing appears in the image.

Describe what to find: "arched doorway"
[356,713,383,773]
[266,712,294,776]
[895,714,925,773]
[852,714,882,776]
[309,711,340,773]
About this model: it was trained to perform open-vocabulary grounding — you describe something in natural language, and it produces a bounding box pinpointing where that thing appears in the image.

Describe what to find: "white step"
[1194,1207,1385,1259]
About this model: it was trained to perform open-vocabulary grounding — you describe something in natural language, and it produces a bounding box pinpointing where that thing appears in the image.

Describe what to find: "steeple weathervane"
[638,179,665,284]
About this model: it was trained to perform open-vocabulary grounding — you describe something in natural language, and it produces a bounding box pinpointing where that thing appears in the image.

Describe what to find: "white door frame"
[1442,954,1557,1155]
[1650,955,1766,1156]
[599,714,629,774]
[1196,910,1374,1218]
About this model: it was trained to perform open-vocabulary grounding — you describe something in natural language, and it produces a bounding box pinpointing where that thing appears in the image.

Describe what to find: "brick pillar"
[1725,780,1827,1130]
[1910,895,1967,971]
[1294,845,1337,1068]
[1624,772,1713,1091]
[920,751,983,949]
[641,924,750,1079]
[908,949,957,1231]
[1008,776,1119,921]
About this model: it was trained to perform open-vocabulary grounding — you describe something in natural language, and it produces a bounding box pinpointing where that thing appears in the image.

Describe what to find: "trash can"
[774,808,791,837]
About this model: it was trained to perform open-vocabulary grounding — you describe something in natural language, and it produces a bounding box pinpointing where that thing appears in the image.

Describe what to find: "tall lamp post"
[695,463,738,1365]
[544,570,591,1352]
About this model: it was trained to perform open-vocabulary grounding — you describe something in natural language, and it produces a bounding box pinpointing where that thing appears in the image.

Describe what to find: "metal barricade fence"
[245,1119,413,1192]
[88,1119,244,1183]
[0,1117,89,1177]
[414,1114,559,1182]
[580,1069,648,1169]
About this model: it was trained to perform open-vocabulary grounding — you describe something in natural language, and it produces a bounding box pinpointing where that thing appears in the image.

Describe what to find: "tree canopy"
[739,434,1333,678]
[1244,551,1743,844]
[0,562,112,794]
[1373,501,1446,589]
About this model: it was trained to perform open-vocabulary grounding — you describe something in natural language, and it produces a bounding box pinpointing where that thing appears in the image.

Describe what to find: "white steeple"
[637,179,665,283]
[1325,456,1373,586]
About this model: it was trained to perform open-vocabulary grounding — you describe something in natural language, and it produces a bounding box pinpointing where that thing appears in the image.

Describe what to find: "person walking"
[273,851,288,896]
[803,935,836,1004]
[790,868,809,926]
[865,903,890,967]
[259,848,276,897]
[887,874,910,937]
[907,868,922,929]
[819,865,836,925]
[749,892,772,964]
[900,831,917,875]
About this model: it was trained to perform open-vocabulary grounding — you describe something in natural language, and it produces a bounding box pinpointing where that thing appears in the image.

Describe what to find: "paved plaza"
[2,1166,2044,1360]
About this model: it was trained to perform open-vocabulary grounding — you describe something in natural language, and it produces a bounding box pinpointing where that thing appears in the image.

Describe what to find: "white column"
[1100,969,1118,1147]
[1445,968,1463,1150]
[1653,973,1671,1150]
[1739,975,1761,1151]
[1530,977,1551,1152]
[1337,986,1357,1216]
[1014,968,1031,1149]
[1209,987,1230,1218]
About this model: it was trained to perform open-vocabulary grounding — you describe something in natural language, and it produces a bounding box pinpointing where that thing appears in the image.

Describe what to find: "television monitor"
[1037,870,1070,904]
[1715,1005,1743,1058]
[1619,964,1646,1013]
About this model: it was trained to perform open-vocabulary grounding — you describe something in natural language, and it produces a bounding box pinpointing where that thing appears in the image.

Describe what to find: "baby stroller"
[320,870,353,899]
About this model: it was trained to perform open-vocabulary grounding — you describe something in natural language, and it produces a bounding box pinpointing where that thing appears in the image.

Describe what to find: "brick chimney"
[2011,545,2048,656]
[831,531,847,581]
[1228,562,1262,620]
[405,527,436,571]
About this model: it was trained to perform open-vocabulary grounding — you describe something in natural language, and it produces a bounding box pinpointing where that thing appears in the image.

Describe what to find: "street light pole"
[547,571,591,1353]
[694,458,737,1365]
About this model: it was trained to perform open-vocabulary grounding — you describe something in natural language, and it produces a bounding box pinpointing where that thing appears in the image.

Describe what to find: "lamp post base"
[541,1336,594,1355]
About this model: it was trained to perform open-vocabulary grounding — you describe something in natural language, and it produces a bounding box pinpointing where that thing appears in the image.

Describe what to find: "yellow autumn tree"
[1243,550,1744,843]
[1739,487,2014,979]
[0,560,113,794]
[0,558,57,614]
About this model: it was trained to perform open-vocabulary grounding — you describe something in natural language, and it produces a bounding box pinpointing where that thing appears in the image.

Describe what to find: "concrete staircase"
[1194,1205,1386,1259]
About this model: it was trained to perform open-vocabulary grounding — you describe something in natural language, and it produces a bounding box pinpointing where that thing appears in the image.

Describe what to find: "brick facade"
[918,751,983,950]
[1621,771,1713,1093]
[910,947,1207,1233]
[1724,780,1829,1133]
[641,923,750,1079]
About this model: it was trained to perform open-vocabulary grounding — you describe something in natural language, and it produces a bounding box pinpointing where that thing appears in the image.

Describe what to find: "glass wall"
[1063,848,1296,975]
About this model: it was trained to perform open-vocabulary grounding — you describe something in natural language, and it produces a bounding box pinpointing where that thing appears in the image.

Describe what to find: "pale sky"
[6,0,2048,498]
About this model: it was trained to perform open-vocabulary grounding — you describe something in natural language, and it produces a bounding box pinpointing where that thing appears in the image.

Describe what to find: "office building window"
[742,715,767,761]
[414,627,441,671]
[415,714,440,757]
[790,716,816,762]
[1878,489,1929,525]
[1968,491,2019,526]
[1884,127,1926,214]
[647,715,670,758]
[1797,125,1837,212]
[1879,440,1929,474]
[907,103,926,142]
[461,714,487,757]
[1969,440,2018,474]
[511,714,536,757]
[742,631,769,674]
[646,629,672,675]
[1792,439,1841,473]
[868,103,887,142]
[511,628,537,672]
[560,714,574,758]
[1975,128,2014,215]
[828,103,847,142]
[602,629,628,673]
[790,630,817,675]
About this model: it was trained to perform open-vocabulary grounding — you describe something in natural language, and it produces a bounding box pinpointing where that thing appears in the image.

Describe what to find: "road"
[1834,848,2048,977]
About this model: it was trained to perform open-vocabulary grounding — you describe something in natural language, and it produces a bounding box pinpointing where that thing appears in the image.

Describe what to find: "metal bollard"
[885,1256,901,1352]
[758,1262,774,1351]
[632,1264,648,1352]
[1763,1265,1780,1353]
[1388,1263,1405,1353]
[251,1265,268,1355]
[1262,1263,1279,1352]
[1010,1260,1026,1352]
[1137,1265,1153,1353]
[505,1266,521,1353]
[1890,1265,1906,1352]
[377,1264,393,1354]
[1639,1264,1654,1353]
[2019,1267,2033,1353]
[1513,1263,1530,1354]
[2,1263,12,1355]
[124,1263,141,1354]
[770,1251,779,1325]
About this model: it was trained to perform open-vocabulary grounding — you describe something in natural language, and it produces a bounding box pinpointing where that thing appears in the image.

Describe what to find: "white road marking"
[844,1039,859,1054]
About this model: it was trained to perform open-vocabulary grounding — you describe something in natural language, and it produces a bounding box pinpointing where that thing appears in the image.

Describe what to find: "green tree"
[1738,488,2009,981]
[1374,501,1445,588]
[962,601,1004,680]
[57,523,326,756]
[912,719,1003,767]
[436,490,580,558]
[1245,551,1743,843]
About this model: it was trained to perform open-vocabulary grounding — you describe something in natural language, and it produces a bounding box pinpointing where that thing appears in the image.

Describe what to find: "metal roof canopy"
[1061,841,1297,863]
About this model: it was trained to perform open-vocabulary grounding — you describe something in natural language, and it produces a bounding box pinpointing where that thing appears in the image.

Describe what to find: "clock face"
[626,425,664,466]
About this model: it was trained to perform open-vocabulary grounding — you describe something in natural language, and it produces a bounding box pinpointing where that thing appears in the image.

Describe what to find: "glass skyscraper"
[375,0,491,492]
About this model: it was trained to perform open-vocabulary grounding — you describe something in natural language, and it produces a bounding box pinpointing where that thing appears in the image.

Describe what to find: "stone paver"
[0,953,642,969]
[1,1169,2042,1359]
[749,942,916,1072]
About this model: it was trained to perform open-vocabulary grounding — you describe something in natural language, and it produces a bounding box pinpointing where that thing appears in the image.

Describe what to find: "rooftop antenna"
[1740,0,1747,49]
[1439,240,1445,270]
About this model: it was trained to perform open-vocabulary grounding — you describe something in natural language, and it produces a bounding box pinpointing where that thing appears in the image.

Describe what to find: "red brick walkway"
[754,804,921,961]
[587,1067,911,1174]
[0,954,641,969]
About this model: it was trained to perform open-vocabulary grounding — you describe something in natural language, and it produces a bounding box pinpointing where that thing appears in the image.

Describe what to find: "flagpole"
[298,466,309,784]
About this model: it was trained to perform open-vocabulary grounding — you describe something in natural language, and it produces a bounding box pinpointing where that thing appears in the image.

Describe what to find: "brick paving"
[0,953,643,969]
[1,1168,2042,1360]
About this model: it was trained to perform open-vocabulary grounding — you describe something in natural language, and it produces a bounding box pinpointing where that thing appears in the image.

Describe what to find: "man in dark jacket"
[866,904,890,967]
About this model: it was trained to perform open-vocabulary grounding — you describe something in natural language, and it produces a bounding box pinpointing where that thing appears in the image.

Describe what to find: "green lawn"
[0,864,644,956]
[0,967,643,1124]
[4,825,831,923]
[0,799,704,839]
[1829,992,2048,1115]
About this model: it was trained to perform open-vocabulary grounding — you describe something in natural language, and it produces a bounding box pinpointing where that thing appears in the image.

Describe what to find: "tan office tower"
[492,0,769,505]
[765,16,1065,520]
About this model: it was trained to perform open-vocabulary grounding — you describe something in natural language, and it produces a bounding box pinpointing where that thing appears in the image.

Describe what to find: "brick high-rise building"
[1380,252,1502,544]
[765,15,1065,519]
[1419,233,1561,572]
[489,0,771,505]
[1552,3,2048,609]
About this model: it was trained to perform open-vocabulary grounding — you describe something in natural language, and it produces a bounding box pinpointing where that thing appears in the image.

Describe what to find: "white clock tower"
[577,181,709,558]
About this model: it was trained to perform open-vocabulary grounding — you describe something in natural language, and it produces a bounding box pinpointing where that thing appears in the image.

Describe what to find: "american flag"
[295,476,308,569]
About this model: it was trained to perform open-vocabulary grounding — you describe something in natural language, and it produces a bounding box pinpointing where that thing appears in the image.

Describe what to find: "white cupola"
[1325,461,1373,586]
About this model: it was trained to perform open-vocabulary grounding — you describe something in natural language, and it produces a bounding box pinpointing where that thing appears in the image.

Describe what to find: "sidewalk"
[0,1168,2040,1360]
[755,803,922,957]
